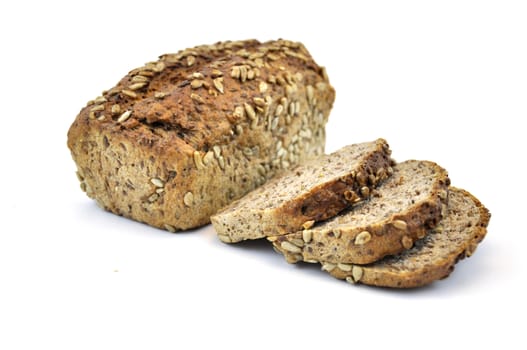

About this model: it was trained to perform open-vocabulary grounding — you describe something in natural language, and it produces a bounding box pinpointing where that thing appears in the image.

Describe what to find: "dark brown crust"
[211,140,394,242]
[67,39,335,231]
[271,160,450,264]
[270,139,394,235]
[328,187,491,288]
[278,141,394,231]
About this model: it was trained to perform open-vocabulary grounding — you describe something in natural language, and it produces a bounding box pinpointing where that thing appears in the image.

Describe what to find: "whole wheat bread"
[269,160,450,264]
[67,39,335,231]
[210,139,394,243]
[325,187,490,288]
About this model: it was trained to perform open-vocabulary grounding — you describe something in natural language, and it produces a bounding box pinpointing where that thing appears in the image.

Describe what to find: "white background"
[1,0,525,349]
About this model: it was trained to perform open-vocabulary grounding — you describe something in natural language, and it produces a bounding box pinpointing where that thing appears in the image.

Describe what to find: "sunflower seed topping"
[117,110,132,123]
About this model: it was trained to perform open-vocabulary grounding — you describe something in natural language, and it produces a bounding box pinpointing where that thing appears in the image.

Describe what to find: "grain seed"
[150,178,164,188]
[244,103,256,120]
[90,105,105,112]
[202,151,214,166]
[164,224,176,233]
[392,220,408,231]
[401,235,413,249]
[183,192,194,207]
[218,234,233,243]
[231,66,240,79]
[121,90,137,98]
[354,231,372,245]
[321,262,336,272]
[281,241,301,253]
[338,263,352,272]
[351,266,363,282]
[290,238,305,248]
[302,230,312,243]
[253,97,266,107]
[111,104,121,115]
[213,78,224,93]
[117,110,132,123]
[233,105,245,120]
[212,145,221,158]
[360,186,370,197]
[211,69,223,78]
[218,156,225,170]
[193,151,205,169]
[190,93,204,103]
[259,81,268,93]
[302,220,315,230]
[129,82,147,91]
[131,75,149,83]
[148,193,159,203]
[191,79,203,89]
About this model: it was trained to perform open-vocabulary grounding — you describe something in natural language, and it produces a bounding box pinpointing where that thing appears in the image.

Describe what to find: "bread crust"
[67,39,335,231]
[270,160,450,264]
[325,187,490,288]
[211,139,394,242]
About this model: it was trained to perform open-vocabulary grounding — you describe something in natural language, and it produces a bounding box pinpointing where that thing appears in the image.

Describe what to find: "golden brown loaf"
[67,39,335,231]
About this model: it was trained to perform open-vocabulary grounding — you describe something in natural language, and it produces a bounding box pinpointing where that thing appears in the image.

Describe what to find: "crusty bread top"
[326,187,490,288]
[68,39,333,156]
[211,139,394,242]
[270,160,450,264]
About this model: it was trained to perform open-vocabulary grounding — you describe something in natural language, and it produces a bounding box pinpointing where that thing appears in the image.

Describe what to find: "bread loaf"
[325,187,490,288]
[211,139,394,242]
[269,160,450,264]
[67,39,335,231]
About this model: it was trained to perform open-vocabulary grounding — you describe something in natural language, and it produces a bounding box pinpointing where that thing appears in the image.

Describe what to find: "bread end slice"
[327,187,490,288]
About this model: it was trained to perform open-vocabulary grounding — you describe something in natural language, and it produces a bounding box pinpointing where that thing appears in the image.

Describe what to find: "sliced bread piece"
[211,139,394,243]
[325,187,490,288]
[269,160,450,264]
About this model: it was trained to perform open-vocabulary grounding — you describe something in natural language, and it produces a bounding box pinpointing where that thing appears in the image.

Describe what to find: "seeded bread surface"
[67,39,335,231]
[211,139,394,242]
[326,187,490,288]
[270,160,450,264]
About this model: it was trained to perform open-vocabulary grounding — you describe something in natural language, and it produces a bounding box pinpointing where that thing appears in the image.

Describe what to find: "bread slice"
[324,187,490,288]
[211,139,394,243]
[269,160,450,264]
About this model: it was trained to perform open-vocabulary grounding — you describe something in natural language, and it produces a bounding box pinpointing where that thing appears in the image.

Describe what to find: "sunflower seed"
[202,151,214,166]
[321,262,336,272]
[117,110,132,123]
[183,192,194,207]
[354,231,372,245]
[259,81,268,93]
[164,224,176,233]
[280,241,301,253]
[121,90,137,98]
[194,151,205,169]
[338,263,352,272]
[150,178,164,188]
[401,235,413,249]
[393,220,408,231]
[129,82,147,91]
[302,230,312,243]
[213,78,224,94]
[352,265,363,282]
